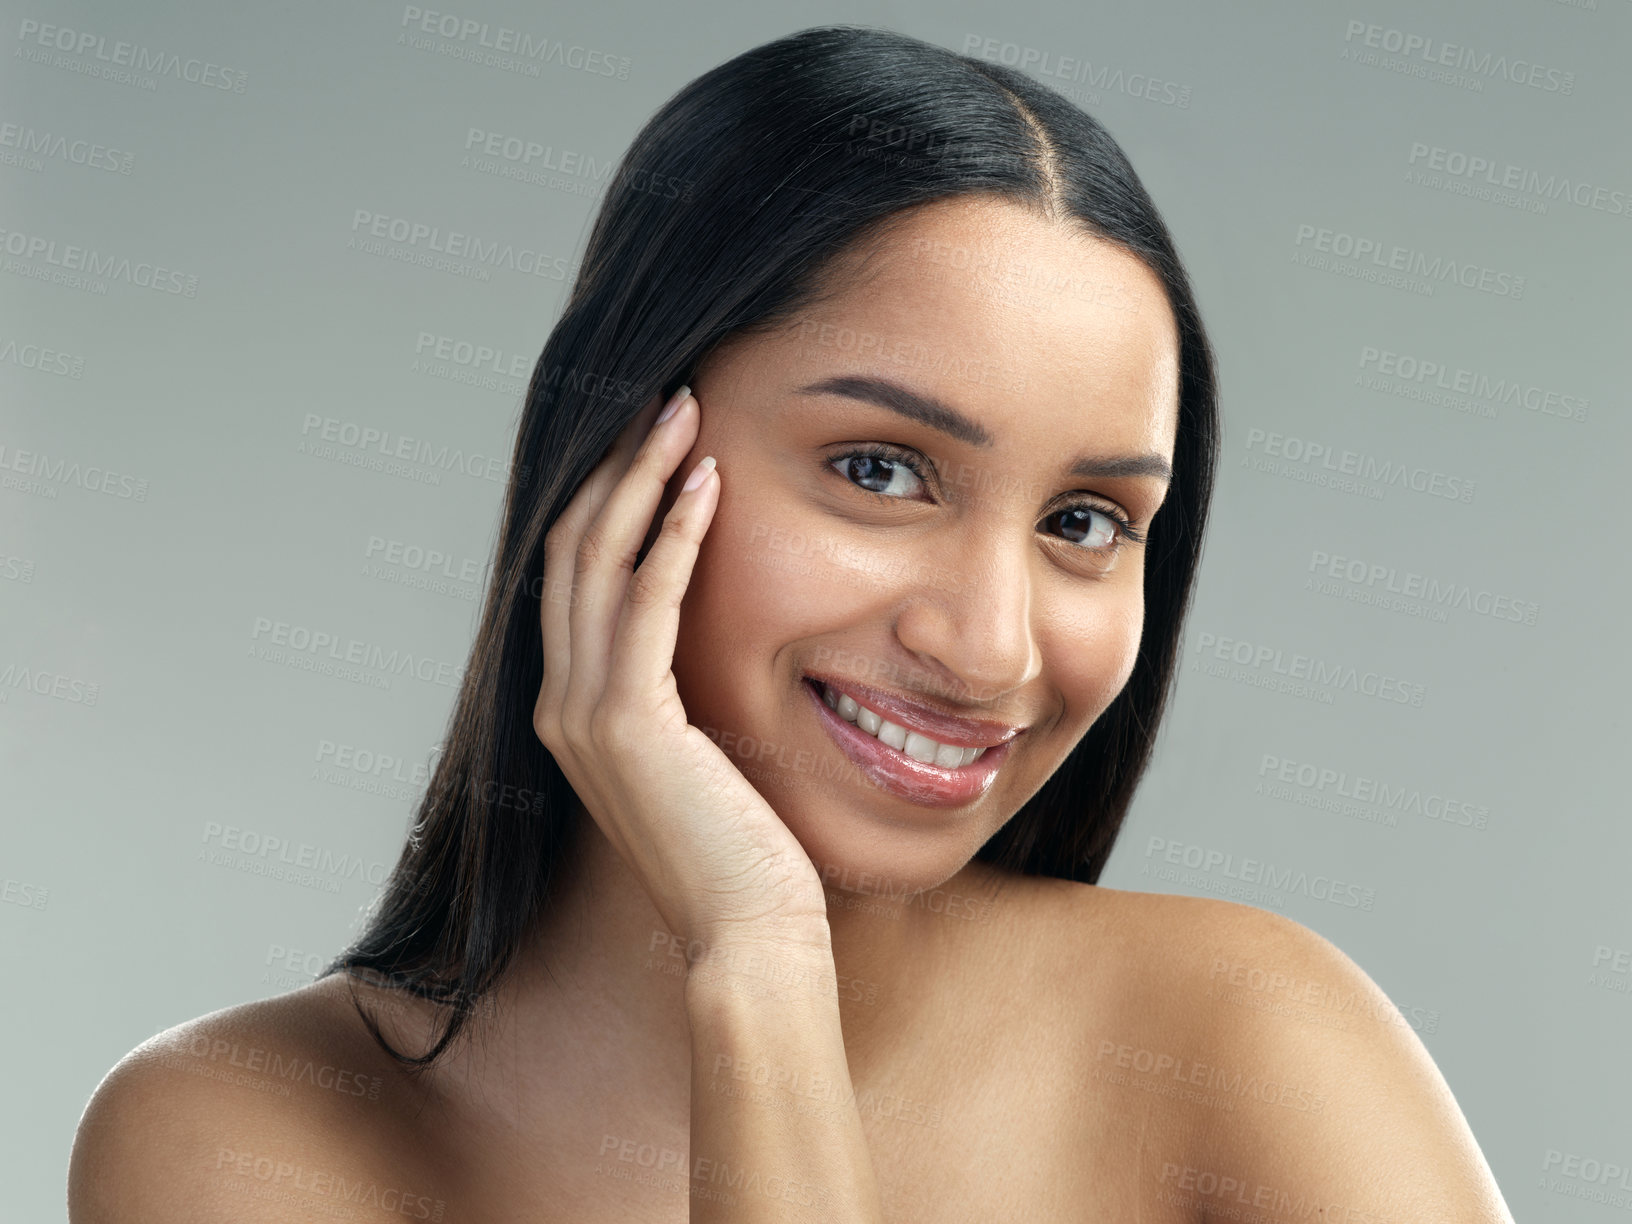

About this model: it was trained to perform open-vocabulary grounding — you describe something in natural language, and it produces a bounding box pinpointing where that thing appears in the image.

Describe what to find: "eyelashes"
[825,442,1146,559]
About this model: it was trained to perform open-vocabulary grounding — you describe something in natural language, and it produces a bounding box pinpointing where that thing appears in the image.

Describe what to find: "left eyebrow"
[793,373,1173,484]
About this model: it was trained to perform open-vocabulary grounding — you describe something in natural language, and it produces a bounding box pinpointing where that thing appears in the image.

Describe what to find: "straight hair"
[324,23,1220,1070]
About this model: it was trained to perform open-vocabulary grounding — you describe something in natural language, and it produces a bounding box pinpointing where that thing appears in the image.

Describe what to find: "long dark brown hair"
[324,23,1220,1069]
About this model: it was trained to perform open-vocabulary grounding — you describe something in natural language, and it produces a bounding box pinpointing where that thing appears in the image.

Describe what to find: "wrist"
[681,925,837,1004]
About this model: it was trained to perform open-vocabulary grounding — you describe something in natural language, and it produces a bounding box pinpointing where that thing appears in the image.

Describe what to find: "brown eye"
[1043,506,1118,550]
[829,447,929,499]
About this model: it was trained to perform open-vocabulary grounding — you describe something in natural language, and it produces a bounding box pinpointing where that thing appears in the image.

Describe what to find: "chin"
[675,657,1031,911]
[751,767,1004,906]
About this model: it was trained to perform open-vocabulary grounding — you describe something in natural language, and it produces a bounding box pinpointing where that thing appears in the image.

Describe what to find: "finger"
[607,450,719,712]
[539,384,687,717]
[563,390,700,717]
[557,383,680,558]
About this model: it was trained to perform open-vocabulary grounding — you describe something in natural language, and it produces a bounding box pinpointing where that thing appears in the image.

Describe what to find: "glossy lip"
[802,677,1013,809]
[801,671,1026,749]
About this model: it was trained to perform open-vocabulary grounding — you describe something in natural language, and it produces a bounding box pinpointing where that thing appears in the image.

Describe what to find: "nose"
[891,529,1041,705]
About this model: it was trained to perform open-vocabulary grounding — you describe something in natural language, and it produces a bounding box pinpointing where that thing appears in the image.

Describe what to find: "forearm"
[683,935,886,1223]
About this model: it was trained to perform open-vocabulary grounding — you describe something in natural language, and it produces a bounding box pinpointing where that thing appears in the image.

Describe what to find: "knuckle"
[574,526,606,573]
[624,563,673,609]
[659,502,693,536]
[532,707,564,751]
[586,705,633,754]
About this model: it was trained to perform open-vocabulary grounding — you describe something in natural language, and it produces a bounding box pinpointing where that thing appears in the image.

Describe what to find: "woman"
[70,25,1514,1222]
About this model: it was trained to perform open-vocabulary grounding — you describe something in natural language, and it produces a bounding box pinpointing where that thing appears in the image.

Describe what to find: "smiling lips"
[817,682,988,768]
[804,671,1026,773]
[801,674,1019,808]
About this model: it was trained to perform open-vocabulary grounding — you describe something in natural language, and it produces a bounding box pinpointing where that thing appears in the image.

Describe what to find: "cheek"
[694,499,827,635]
[1044,586,1145,722]
[672,492,861,718]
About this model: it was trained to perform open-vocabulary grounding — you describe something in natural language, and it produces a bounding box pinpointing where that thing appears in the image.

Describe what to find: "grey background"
[3,0,1628,1218]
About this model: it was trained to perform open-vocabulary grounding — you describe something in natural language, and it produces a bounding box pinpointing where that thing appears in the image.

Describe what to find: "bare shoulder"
[68,975,450,1223]
[1041,883,1514,1223]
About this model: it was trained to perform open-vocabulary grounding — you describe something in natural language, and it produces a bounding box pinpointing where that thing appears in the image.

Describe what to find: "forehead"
[778,195,1180,455]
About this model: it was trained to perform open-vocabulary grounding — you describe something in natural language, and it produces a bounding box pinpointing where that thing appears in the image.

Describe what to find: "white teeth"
[904,732,940,763]
[817,682,986,768]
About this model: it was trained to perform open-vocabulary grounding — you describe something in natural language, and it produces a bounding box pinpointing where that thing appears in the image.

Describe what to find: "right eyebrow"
[793,374,1173,486]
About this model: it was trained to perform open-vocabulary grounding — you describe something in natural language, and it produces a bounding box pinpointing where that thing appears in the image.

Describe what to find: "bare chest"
[366,886,1208,1222]
[433,999,1197,1224]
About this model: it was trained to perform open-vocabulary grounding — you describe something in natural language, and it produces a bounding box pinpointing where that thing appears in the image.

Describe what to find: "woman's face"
[666,195,1180,894]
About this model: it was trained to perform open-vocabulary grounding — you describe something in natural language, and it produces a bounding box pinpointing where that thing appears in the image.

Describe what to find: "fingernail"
[682,455,716,493]
[656,384,691,425]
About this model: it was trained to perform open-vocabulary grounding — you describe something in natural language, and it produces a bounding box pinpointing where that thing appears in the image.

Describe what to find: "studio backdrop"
[3,1,1627,1219]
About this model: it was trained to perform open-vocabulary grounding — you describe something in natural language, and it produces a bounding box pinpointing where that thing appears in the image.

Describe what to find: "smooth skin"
[535,379,829,950]
[68,196,1516,1222]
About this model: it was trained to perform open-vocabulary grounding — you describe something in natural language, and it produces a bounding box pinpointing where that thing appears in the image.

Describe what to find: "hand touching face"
[657,195,1180,895]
